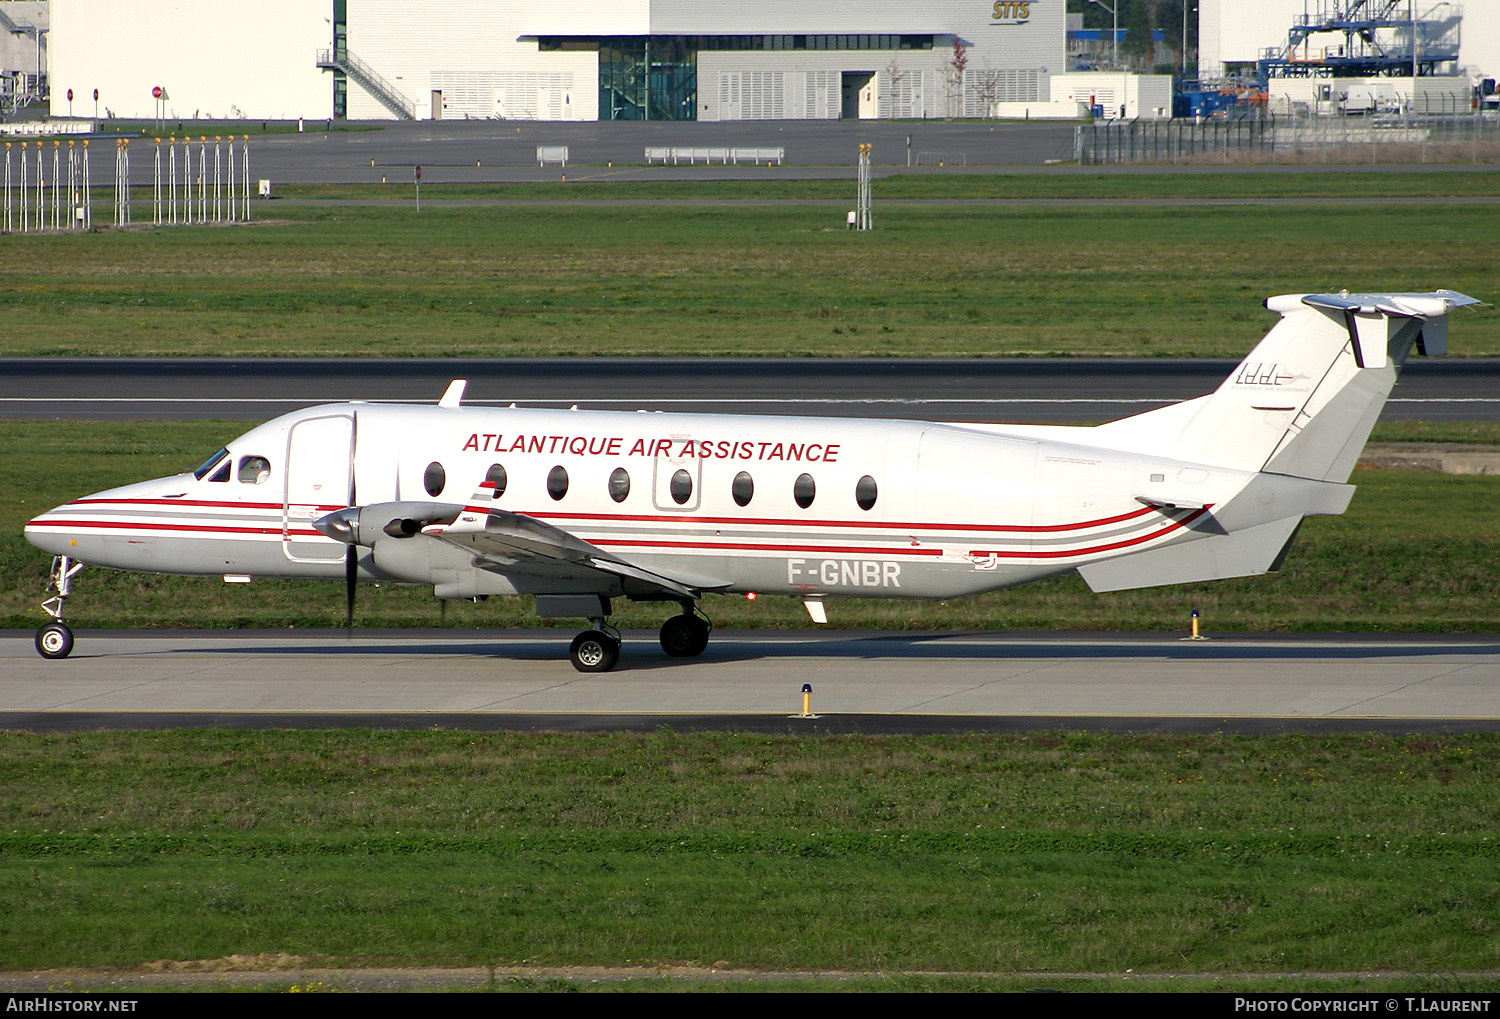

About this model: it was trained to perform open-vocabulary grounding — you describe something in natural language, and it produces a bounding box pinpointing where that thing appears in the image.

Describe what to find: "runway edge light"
[794,683,819,720]
[1183,607,1210,641]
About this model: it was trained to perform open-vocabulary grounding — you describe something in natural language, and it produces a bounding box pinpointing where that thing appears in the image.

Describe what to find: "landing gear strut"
[569,618,621,673]
[659,605,711,658]
[36,555,84,660]
[564,603,711,672]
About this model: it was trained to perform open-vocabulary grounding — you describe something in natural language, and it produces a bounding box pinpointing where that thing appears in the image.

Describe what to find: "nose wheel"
[35,556,84,660]
[36,622,75,660]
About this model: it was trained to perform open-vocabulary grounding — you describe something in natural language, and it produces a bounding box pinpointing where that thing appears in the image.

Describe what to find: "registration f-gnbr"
[788,559,901,588]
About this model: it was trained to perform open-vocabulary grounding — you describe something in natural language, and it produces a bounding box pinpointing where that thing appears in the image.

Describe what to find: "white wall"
[1458,3,1500,80]
[1049,72,1172,119]
[349,2,601,120]
[50,0,332,120]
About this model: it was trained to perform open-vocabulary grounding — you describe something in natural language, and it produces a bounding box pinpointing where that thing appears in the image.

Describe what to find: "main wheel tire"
[659,614,710,658]
[36,622,74,660]
[569,630,620,673]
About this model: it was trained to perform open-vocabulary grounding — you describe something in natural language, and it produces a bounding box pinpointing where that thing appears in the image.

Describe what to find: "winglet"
[439,379,467,408]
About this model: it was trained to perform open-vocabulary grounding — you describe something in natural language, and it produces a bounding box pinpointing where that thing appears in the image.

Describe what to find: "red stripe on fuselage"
[593,539,944,556]
[967,508,1208,560]
[68,497,343,512]
[26,519,322,538]
[460,505,1159,535]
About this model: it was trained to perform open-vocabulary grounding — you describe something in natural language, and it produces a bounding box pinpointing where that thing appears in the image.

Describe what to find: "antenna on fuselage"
[439,380,467,408]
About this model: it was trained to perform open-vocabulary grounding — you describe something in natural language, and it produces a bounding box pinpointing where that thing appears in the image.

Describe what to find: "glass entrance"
[600,37,697,120]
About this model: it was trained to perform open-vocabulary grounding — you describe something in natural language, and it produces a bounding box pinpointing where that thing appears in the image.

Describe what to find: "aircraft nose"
[313,507,360,544]
[23,502,78,556]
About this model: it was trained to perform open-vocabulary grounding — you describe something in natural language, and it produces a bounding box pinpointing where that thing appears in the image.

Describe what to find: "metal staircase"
[1260,1,1462,79]
[316,47,415,120]
[0,8,38,39]
[1,7,45,113]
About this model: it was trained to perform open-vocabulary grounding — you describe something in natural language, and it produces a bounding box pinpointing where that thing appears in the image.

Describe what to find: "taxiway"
[4,630,1497,734]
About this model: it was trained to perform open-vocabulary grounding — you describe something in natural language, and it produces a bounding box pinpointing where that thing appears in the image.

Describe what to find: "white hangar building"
[49,0,1066,123]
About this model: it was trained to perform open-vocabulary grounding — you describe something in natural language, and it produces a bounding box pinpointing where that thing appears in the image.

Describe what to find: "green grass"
[3,420,1498,632]
[4,175,1497,358]
[273,169,1500,202]
[3,729,1500,979]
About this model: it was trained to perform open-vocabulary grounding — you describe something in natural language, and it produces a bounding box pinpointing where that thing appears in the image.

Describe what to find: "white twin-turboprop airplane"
[25,290,1476,671]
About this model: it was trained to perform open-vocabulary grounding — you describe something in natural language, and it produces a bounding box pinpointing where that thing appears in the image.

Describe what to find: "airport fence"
[1076,108,1500,166]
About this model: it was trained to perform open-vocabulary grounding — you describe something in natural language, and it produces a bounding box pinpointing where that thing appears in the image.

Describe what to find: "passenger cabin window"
[193,448,230,481]
[485,464,507,499]
[609,467,630,503]
[855,475,878,511]
[732,471,754,507]
[670,469,693,506]
[238,456,271,485]
[794,473,816,509]
[548,465,569,500]
[424,462,446,497]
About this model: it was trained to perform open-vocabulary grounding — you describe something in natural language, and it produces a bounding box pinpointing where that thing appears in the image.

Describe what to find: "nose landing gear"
[35,556,85,660]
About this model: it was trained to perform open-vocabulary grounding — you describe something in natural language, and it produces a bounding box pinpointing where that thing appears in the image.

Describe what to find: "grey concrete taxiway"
[5,357,1498,422]
[4,630,1497,734]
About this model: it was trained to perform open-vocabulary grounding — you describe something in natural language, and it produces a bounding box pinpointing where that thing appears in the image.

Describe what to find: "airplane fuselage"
[26,402,1235,601]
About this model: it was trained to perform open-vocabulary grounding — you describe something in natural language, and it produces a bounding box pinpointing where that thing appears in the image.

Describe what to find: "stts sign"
[991,1,1033,22]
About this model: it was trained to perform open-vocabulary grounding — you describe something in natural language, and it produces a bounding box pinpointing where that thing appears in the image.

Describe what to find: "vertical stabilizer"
[1125,291,1477,482]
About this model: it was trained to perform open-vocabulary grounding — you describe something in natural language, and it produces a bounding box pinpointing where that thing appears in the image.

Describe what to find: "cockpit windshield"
[192,447,230,480]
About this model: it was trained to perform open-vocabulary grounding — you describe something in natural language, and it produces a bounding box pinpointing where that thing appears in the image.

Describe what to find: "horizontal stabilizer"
[1077,515,1303,593]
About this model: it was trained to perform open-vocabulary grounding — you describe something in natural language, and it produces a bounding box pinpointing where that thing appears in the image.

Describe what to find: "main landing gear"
[569,623,622,673]
[659,610,711,658]
[35,555,85,660]
[566,604,713,673]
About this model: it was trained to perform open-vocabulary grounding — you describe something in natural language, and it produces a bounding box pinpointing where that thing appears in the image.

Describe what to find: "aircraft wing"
[315,489,725,599]
[434,505,711,600]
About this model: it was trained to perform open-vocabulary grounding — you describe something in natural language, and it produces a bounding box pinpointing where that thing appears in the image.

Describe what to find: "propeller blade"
[345,545,357,637]
[345,461,357,638]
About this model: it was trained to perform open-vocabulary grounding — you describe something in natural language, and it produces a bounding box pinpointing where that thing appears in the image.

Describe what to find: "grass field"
[3,419,1497,632]
[4,170,1499,991]
[2,172,1497,358]
[272,169,1500,202]
[2,729,1499,988]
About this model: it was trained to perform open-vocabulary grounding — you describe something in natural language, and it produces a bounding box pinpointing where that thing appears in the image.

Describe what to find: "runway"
[4,356,1498,422]
[4,629,1498,734]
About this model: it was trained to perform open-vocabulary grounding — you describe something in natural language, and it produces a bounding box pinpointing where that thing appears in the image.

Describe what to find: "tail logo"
[1234,362,1309,388]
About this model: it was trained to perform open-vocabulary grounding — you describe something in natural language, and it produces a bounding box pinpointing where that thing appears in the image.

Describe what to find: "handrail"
[315,47,415,120]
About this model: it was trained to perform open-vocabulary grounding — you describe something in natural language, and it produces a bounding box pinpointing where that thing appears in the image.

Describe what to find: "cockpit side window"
[207,459,231,483]
[238,456,271,485]
[193,448,230,481]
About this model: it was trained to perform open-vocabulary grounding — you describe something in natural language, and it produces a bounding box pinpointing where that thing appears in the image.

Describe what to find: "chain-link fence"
[1076,108,1500,166]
